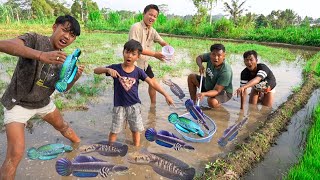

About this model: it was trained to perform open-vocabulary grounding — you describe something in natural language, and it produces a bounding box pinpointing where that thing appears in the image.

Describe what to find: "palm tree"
[224,0,247,25]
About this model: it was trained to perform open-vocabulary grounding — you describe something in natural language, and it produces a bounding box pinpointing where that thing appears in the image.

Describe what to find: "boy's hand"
[39,51,67,64]
[107,68,120,78]
[165,95,175,106]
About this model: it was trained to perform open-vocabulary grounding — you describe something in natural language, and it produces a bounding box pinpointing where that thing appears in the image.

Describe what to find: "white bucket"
[162,45,175,62]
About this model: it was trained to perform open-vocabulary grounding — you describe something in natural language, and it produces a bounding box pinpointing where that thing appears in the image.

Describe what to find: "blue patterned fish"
[145,128,195,151]
[168,113,205,137]
[218,117,248,147]
[127,150,195,180]
[27,143,73,160]
[185,99,209,130]
[56,155,128,178]
[55,48,81,92]
[79,141,128,157]
[162,79,185,100]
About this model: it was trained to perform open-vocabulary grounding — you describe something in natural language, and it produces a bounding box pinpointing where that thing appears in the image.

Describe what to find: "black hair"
[210,43,225,52]
[55,15,81,36]
[124,39,143,55]
[143,4,160,14]
[243,50,258,59]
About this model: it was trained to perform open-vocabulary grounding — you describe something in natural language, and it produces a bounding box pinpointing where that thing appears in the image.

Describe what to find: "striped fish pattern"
[79,141,128,157]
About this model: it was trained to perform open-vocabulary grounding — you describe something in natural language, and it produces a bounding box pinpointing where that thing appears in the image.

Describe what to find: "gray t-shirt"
[1,33,61,110]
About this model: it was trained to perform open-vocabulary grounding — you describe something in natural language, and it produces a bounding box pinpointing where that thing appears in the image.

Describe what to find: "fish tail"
[168,113,178,124]
[55,158,73,176]
[120,144,129,157]
[182,167,196,180]
[145,128,157,142]
[55,81,68,92]
[27,147,39,160]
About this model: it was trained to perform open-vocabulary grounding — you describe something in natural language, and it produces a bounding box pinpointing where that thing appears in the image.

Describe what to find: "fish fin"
[145,128,157,142]
[228,131,238,141]
[120,144,128,157]
[155,140,173,148]
[182,167,196,180]
[74,155,104,163]
[39,155,59,160]
[73,171,98,177]
[152,153,189,168]
[217,138,228,147]
[175,124,190,133]
[67,66,78,84]
[27,147,39,160]
[55,158,72,176]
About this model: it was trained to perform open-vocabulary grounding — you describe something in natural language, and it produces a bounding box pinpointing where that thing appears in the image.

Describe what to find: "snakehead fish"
[168,113,205,137]
[185,99,209,130]
[162,79,185,100]
[79,141,128,157]
[127,150,195,180]
[145,128,195,151]
[55,48,81,92]
[218,117,248,147]
[27,143,73,160]
[56,155,128,178]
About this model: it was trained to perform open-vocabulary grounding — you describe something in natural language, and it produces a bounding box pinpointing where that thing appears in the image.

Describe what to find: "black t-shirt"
[240,63,276,91]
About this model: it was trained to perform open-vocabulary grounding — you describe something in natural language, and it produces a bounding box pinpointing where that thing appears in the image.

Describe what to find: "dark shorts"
[196,75,232,104]
[145,65,154,78]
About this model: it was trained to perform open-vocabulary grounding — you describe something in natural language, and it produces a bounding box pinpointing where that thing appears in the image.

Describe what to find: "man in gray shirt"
[0,15,84,180]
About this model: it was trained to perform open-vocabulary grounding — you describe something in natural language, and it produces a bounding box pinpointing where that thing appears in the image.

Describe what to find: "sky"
[63,0,319,19]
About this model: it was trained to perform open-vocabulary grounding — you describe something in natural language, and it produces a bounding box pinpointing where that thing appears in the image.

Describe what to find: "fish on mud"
[185,99,209,130]
[27,143,73,160]
[127,150,195,180]
[218,117,248,147]
[145,128,195,151]
[79,141,128,157]
[168,112,205,137]
[162,79,185,100]
[56,155,129,178]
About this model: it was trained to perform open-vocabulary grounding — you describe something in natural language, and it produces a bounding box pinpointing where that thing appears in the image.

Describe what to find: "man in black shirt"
[235,50,276,109]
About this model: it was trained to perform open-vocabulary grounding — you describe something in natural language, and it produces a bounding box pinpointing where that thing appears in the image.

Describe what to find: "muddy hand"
[39,51,67,64]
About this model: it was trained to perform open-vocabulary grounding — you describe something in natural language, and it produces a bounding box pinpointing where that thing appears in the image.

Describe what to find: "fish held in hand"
[55,48,81,92]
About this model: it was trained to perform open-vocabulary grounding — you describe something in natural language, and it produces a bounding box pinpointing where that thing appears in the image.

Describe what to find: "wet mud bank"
[201,73,320,179]
[243,89,320,179]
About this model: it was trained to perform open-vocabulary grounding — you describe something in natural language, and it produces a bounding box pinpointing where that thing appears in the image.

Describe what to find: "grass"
[284,103,320,179]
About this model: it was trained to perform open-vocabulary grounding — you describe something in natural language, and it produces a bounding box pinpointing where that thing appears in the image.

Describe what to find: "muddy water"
[243,89,320,180]
[0,55,304,179]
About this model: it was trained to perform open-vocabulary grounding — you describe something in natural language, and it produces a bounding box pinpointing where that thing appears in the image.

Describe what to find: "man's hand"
[154,52,165,61]
[39,51,67,64]
[197,92,205,102]
[165,95,175,106]
[199,65,205,74]
[74,65,85,82]
[235,86,245,97]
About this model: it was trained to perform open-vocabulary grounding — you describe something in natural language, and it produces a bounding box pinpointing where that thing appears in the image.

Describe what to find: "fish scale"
[153,156,184,176]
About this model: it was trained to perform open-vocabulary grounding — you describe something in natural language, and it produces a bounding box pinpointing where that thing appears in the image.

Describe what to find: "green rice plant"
[285,104,320,180]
